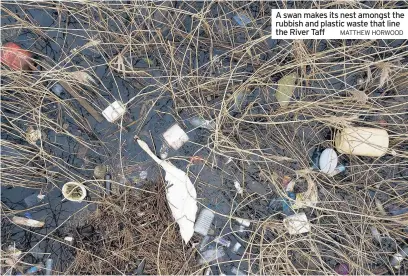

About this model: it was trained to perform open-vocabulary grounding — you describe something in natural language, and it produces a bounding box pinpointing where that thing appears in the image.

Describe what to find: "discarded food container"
[1,42,33,70]
[12,216,44,228]
[45,259,53,276]
[335,263,349,275]
[328,164,346,177]
[231,242,242,253]
[26,126,42,145]
[93,165,107,179]
[62,181,87,202]
[390,246,408,268]
[335,127,389,157]
[283,212,311,235]
[162,123,189,150]
[199,247,226,264]
[195,209,215,236]
[214,236,231,248]
[102,100,126,123]
[234,217,250,227]
[319,148,338,174]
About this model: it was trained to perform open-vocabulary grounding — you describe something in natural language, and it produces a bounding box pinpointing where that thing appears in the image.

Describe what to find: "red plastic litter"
[1,42,33,70]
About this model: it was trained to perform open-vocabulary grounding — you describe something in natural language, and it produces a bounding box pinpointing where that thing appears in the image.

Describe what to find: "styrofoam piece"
[62,182,87,202]
[102,100,126,123]
[194,209,214,236]
[234,217,250,227]
[162,123,189,150]
[283,212,311,235]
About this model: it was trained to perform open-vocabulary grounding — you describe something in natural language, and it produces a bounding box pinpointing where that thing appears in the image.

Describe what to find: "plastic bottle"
[194,209,214,236]
[45,259,53,275]
[214,236,231,247]
[199,247,226,264]
[335,127,389,157]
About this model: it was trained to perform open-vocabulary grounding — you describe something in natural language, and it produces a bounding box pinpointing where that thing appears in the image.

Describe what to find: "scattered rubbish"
[24,193,43,208]
[199,235,211,251]
[135,137,197,243]
[139,170,148,180]
[370,226,382,243]
[104,173,111,195]
[62,181,87,202]
[291,175,318,209]
[374,198,387,216]
[25,263,44,275]
[234,181,243,196]
[195,208,215,236]
[335,127,389,157]
[26,126,42,145]
[334,263,349,275]
[133,259,145,275]
[199,247,226,264]
[238,225,245,233]
[231,266,245,275]
[214,236,231,248]
[310,147,322,170]
[234,217,250,227]
[328,164,346,177]
[190,156,205,164]
[319,148,338,174]
[390,246,408,268]
[283,192,296,215]
[233,14,252,26]
[24,212,32,219]
[64,236,74,244]
[205,267,213,275]
[276,72,297,108]
[188,116,215,130]
[159,144,169,159]
[102,100,127,123]
[389,207,408,216]
[12,216,44,228]
[93,165,107,179]
[45,259,53,276]
[1,42,33,70]
[50,83,64,97]
[162,124,189,150]
[283,212,311,235]
[231,242,242,253]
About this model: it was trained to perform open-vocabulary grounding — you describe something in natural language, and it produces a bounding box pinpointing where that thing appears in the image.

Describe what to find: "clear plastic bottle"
[194,209,215,236]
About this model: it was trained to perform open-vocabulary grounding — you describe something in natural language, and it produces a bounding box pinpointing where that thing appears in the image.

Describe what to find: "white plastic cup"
[194,209,214,236]
[62,182,87,202]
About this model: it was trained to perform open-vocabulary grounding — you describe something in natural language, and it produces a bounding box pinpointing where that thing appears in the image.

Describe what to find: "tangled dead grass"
[64,181,199,275]
[1,0,407,275]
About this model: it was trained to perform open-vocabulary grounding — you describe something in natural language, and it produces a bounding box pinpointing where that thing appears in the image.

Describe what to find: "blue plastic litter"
[24,212,33,219]
[233,14,252,26]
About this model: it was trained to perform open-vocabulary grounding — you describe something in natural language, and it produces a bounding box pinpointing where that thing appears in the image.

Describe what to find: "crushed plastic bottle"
[188,116,215,130]
[199,247,226,264]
